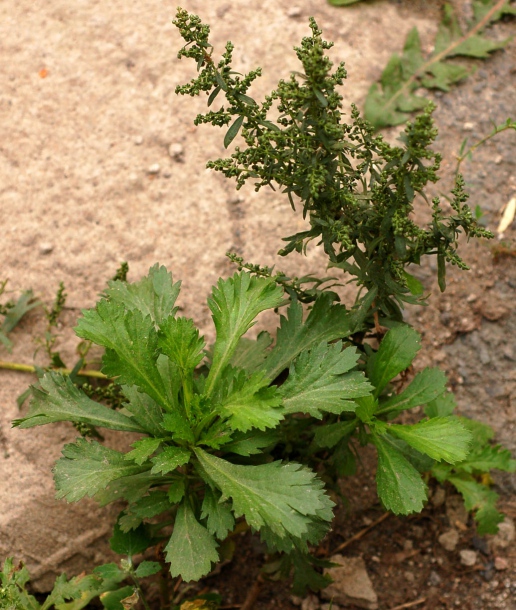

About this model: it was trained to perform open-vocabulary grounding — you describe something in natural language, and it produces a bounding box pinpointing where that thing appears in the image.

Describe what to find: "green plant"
[0,281,41,351]
[364,0,516,128]
[0,555,160,610]
[173,8,492,326]
[13,258,485,593]
[10,7,514,604]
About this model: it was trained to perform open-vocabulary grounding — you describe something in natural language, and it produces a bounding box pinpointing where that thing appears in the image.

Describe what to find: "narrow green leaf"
[313,89,328,107]
[207,85,221,106]
[224,115,244,148]
[236,93,257,106]
[403,271,424,296]
[54,439,148,502]
[378,367,448,414]
[280,342,371,418]
[367,325,421,396]
[373,432,427,514]
[215,71,228,92]
[194,448,334,540]
[150,446,191,475]
[165,501,219,581]
[103,264,181,326]
[13,372,145,433]
[387,417,471,463]
[206,272,284,395]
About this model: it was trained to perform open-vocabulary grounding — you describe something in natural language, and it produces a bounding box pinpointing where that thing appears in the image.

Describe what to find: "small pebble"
[39,243,54,255]
[428,571,442,586]
[287,6,302,18]
[404,570,415,583]
[463,122,475,131]
[494,155,503,164]
[494,557,508,571]
[133,135,143,145]
[147,163,160,174]
[290,596,303,607]
[460,549,477,567]
[168,142,184,161]
[439,529,459,552]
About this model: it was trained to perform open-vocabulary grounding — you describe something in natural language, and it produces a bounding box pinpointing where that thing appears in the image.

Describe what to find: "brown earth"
[0,0,515,608]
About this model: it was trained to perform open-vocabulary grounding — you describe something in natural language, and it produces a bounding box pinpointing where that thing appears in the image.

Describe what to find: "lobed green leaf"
[388,417,471,463]
[206,272,284,395]
[103,263,181,326]
[194,448,334,540]
[166,501,219,582]
[373,432,427,514]
[280,341,371,418]
[54,439,148,503]
[13,373,145,433]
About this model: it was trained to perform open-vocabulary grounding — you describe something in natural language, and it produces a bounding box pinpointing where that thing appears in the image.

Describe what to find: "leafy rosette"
[14,265,372,584]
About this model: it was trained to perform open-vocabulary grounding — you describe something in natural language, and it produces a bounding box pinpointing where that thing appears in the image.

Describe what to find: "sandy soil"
[0,0,514,607]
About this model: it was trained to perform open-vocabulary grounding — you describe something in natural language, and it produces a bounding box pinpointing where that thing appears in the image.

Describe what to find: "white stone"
[168,142,184,160]
[460,549,477,567]
[287,7,302,18]
[147,163,160,174]
[39,243,54,255]
[491,518,515,549]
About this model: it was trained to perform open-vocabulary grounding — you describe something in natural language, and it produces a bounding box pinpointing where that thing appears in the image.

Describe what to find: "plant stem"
[0,360,107,379]
[455,120,516,176]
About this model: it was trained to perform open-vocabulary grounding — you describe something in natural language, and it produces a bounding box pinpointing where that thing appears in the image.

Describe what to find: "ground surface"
[0,0,514,608]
